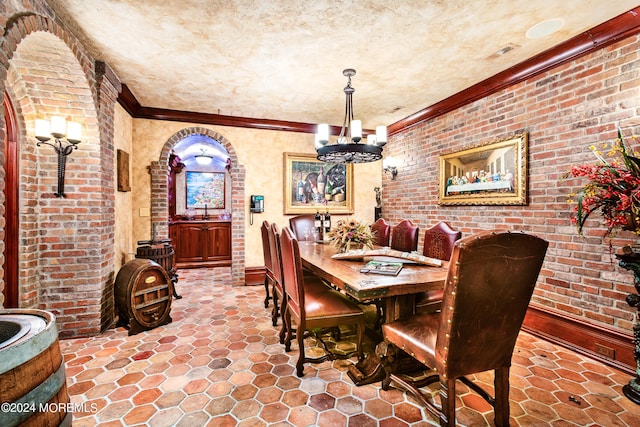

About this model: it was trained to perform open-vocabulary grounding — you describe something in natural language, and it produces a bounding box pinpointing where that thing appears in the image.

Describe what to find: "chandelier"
[315,69,387,163]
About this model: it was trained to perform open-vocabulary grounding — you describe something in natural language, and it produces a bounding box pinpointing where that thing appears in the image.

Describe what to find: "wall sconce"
[383,156,398,180]
[35,117,82,197]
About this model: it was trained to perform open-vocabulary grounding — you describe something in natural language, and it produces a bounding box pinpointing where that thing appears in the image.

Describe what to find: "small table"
[298,242,448,385]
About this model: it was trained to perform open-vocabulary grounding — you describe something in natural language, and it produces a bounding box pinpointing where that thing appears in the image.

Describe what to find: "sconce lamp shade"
[383,156,398,179]
[35,119,51,142]
[66,121,82,143]
[36,117,82,144]
[50,116,67,139]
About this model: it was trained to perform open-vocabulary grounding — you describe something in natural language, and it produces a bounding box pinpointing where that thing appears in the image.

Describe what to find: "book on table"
[360,260,403,276]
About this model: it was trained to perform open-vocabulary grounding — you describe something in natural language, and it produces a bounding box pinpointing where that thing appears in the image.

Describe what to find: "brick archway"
[151,127,246,285]
[1,13,121,336]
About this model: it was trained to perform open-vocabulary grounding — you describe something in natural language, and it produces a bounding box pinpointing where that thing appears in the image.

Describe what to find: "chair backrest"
[436,230,548,379]
[268,223,283,293]
[422,221,461,261]
[280,227,305,319]
[390,219,419,252]
[289,214,316,241]
[260,220,272,273]
[371,218,391,246]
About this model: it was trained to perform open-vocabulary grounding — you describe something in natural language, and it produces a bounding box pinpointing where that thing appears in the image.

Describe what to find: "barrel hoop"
[0,361,66,426]
[0,318,57,376]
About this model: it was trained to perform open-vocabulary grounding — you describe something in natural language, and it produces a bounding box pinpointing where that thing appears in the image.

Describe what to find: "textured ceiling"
[47,0,640,129]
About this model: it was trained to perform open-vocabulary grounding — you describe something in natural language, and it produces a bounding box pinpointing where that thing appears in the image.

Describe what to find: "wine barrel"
[115,258,173,335]
[0,309,71,427]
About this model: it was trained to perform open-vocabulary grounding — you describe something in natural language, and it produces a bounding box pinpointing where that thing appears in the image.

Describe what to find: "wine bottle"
[324,211,331,233]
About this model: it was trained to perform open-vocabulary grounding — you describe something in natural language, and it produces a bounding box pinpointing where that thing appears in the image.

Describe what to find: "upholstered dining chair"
[260,220,274,309]
[269,223,328,340]
[414,221,462,313]
[280,227,366,377]
[390,219,419,252]
[288,214,317,242]
[371,218,391,247]
[378,230,548,427]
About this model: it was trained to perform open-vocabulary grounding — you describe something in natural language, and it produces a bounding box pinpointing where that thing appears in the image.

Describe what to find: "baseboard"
[523,305,634,375]
[245,267,265,286]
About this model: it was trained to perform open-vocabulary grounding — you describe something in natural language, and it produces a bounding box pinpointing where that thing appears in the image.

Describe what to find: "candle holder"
[615,246,640,405]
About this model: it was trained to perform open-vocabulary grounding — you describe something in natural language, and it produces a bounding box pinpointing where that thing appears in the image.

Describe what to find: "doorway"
[2,92,18,308]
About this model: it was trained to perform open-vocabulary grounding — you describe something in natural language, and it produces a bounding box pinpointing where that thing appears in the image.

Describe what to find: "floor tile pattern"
[59,267,640,426]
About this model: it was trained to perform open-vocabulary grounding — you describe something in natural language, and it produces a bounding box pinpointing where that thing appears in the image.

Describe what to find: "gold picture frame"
[284,152,354,214]
[438,132,528,206]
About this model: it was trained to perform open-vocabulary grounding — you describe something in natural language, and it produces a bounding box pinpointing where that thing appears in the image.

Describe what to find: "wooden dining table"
[297,241,449,385]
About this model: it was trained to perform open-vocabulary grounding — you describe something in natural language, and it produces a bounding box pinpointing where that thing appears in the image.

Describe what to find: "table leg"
[347,295,417,386]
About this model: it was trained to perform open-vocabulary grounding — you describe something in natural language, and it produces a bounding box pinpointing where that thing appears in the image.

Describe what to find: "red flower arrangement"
[567,129,640,239]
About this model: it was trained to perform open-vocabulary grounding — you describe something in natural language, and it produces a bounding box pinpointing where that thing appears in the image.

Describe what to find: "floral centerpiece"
[566,128,640,240]
[328,219,374,252]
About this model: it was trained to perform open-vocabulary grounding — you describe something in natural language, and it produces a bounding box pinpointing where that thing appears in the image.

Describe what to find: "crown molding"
[387,7,640,135]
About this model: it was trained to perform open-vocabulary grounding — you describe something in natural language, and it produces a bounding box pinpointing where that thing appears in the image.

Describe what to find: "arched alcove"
[152,127,246,286]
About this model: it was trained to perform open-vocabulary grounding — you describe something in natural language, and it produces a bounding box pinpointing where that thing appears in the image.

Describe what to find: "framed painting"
[284,152,354,214]
[438,132,528,206]
[186,171,225,209]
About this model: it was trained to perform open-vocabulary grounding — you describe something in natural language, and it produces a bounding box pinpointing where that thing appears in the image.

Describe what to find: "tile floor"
[60,267,640,426]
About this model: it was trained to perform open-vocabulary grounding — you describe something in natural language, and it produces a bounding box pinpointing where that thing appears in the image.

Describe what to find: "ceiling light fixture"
[195,149,213,165]
[315,69,386,163]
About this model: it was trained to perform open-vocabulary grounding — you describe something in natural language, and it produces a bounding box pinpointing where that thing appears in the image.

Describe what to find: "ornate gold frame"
[284,152,354,214]
[438,133,528,206]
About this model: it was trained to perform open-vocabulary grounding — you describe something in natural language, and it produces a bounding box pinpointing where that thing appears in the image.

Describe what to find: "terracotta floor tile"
[132,388,162,405]
[288,405,318,426]
[147,407,183,427]
[309,392,336,411]
[335,396,362,415]
[259,402,289,423]
[122,404,156,425]
[60,267,638,426]
[255,386,283,404]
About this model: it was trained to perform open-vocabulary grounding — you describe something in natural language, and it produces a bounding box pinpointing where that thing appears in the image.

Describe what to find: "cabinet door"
[204,223,231,260]
[174,224,206,263]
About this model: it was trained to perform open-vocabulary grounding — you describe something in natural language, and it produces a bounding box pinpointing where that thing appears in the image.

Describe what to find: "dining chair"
[370,218,391,246]
[414,221,461,313]
[260,220,274,309]
[378,230,548,426]
[288,214,317,242]
[280,227,366,377]
[267,223,283,327]
[390,219,419,252]
[269,223,329,339]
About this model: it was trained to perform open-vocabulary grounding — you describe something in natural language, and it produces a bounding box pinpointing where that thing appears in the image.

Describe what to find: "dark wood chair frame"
[378,230,548,426]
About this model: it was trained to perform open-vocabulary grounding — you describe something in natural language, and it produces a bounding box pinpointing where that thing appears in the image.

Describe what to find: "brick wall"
[382,35,640,334]
[1,7,118,338]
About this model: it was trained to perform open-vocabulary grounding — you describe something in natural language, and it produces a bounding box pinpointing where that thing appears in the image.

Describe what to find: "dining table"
[297,241,449,385]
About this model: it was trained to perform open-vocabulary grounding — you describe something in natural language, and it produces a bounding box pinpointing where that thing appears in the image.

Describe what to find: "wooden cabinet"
[169,220,231,268]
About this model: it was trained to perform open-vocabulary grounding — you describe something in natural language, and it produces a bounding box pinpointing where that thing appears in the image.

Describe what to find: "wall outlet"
[139,207,150,217]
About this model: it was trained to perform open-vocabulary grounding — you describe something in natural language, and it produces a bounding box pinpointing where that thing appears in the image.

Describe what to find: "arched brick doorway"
[1,14,120,337]
[151,127,246,286]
